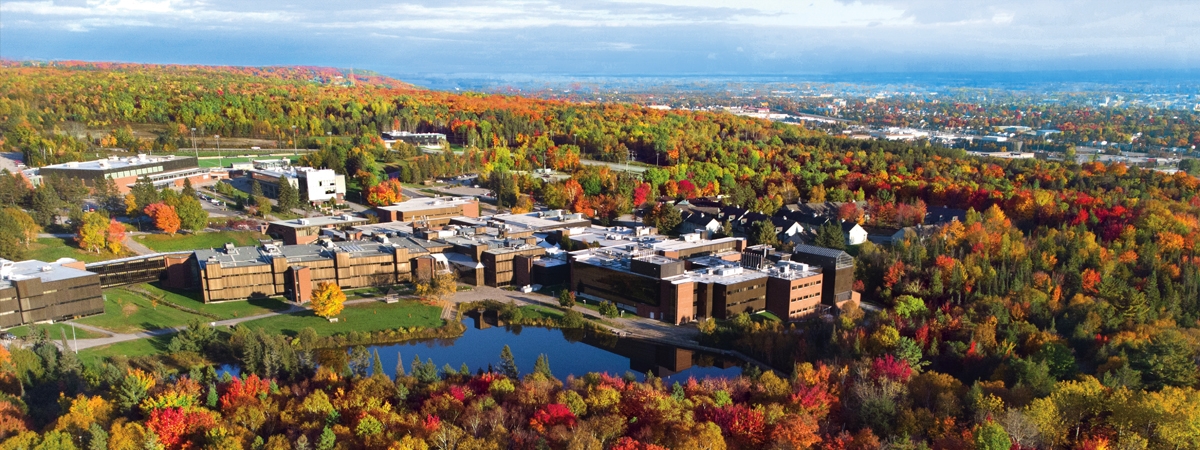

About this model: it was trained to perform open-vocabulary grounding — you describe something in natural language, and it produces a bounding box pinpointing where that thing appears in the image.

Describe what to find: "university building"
[0,259,103,328]
[35,155,209,193]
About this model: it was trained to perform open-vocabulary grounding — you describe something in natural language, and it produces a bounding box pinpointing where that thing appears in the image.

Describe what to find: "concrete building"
[250,167,346,204]
[35,155,208,193]
[189,238,450,303]
[381,130,447,148]
[0,259,103,328]
[490,210,592,232]
[265,214,370,245]
[791,244,860,308]
[375,197,481,224]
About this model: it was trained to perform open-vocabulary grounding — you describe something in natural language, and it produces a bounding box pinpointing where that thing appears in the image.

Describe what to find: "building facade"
[0,259,103,328]
[36,155,207,193]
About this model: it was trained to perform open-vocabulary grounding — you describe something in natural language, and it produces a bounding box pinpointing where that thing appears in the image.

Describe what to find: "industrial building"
[375,196,481,224]
[249,166,347,204]
[381,130,447,148]
[34,155,208,193]
[265,214,370,245]
[0,259,104,328]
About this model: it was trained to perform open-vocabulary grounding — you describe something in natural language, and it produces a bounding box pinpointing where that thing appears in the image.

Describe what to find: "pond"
[292,314,744,383]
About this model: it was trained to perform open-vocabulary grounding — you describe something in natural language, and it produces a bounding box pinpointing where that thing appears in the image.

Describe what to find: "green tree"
[1130,329,1197,390]
[533,354,553,379]
[31,182,61,226]
[130,176,159,212]
[175,195,208,232]
[499,345,519,379]
[250,179,264,202]
[752,219,780,246]
[974,421,1011,450]
[0,169,30,206]
[814,222,846,250]
[277,176,300,211]
[558,290,576,308]
[648,202,682,235]
[599,301,619,318]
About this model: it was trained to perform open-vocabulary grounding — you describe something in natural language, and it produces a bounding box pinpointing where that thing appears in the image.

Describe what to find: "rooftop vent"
[40,265,53,272]
[297,218,309,225]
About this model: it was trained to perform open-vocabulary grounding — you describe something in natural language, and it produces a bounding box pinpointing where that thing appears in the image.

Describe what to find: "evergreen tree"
[250,179,264,203]
[181,177,196,198]
[393,352,405,377]
[814,222,846,250]
[87,423,108,450]
[31,182,61,226]
[752,219,780,246]
[206,383,219,408]
[277,176,300,211]
[130,176,159,212]
[533,354,553,379]
[317,427,336,450]
[499,345,519,379]
[0,169,31,206]
[371,349,385,378]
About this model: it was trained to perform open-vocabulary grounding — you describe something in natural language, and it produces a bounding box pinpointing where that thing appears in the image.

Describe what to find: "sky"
[1,0,1197,77]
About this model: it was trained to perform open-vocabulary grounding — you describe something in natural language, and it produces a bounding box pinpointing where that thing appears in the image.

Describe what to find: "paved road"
[580,159,651,174]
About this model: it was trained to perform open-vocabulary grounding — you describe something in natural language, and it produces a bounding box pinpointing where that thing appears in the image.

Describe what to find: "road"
[580,159,651,174]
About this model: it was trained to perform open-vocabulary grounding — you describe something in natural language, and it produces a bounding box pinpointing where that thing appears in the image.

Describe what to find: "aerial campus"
[2,1,1200,445]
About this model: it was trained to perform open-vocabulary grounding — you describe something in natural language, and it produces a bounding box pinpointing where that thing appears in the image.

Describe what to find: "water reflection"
[317,313,742,382]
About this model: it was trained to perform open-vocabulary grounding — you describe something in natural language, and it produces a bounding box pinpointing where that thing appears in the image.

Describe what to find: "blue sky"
[1,0,1197,76]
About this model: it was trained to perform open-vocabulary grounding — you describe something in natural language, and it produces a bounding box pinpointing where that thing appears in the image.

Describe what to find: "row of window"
[104,165,164,179]
[791,281,820,290]
[726,295,766,308]
[727,283,765,295]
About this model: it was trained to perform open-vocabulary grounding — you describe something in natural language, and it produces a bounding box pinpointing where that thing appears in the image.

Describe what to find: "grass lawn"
[343,285,413,300]
[138,283,291,320]
[77,288,209,333]
[79,335,173,367]
[239,300,442,337]
[136,230,265,252]
[519,304,565,321]
[7,323,106,340]
[197,156,297,168]
[24,237,126,263]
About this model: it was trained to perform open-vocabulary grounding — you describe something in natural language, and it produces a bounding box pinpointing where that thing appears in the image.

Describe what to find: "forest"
[0,63,1198,449]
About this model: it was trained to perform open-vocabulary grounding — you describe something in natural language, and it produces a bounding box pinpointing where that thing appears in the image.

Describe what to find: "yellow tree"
[75,212,109,253]
[415,271,458,305]
[311,282,346,319]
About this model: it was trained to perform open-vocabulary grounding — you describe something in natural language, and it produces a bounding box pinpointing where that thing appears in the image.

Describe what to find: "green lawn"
[24,237,126,263]
[138,283,291,320]
[519,305,565,321]
[239,300,442,337]
[197,156,297,168]
[77,288,209,333]
[79,335,173,367]
[7,323,105,340]
[135,231,265,252]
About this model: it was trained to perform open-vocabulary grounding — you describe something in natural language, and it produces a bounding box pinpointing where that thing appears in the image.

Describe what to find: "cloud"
[0,0,1195,74]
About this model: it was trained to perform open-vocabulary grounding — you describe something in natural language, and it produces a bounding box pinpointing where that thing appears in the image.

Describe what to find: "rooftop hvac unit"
[41,266,53,272]
[298,219,310,225]
[66,161,79,168]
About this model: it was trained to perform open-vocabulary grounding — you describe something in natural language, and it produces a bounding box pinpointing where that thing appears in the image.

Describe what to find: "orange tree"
[144,202,180,235]
[310,281,346,319]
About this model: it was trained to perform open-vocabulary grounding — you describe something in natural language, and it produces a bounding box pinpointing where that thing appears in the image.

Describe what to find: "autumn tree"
[311,282,346,319]
[75,212,109,253]
[105,218,126,254]
[175,196,208,232]
[415,270,458,305]
[144,203,181,235]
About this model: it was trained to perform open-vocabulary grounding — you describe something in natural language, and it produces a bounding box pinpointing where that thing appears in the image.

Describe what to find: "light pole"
[215,135,222,168]
[190,128,197,159]
[326,132,332,152]
[292,125,298,156]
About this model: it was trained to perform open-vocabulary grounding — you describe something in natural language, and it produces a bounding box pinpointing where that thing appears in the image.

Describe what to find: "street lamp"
[190,128,197,159]
[215,135,222,168]
[291,125,298,156]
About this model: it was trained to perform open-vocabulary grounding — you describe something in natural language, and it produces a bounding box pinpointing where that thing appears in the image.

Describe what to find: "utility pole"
[190,128,197,159]
[292,126,298,156]
[215,135,222,168]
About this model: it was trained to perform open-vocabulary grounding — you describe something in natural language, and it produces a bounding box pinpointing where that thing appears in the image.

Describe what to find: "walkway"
[64,297,381,351]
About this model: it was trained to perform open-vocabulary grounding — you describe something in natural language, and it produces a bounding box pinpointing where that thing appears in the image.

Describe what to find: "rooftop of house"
[0,258,96,287]
[376,196,479,213]
[193,238,434,269]
[268,214,368,229]
[489,210,591,230]
[40,155,197,172]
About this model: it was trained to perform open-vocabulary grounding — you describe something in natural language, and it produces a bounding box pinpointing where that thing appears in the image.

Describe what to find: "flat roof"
[40,155,197,172]
[652,236,743,253]
[194,238,433,269]
[269,215,369,228]
[490,211,590,230]
[377,196,478,213]
[572,248,765,285]
[1,259,96,288]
